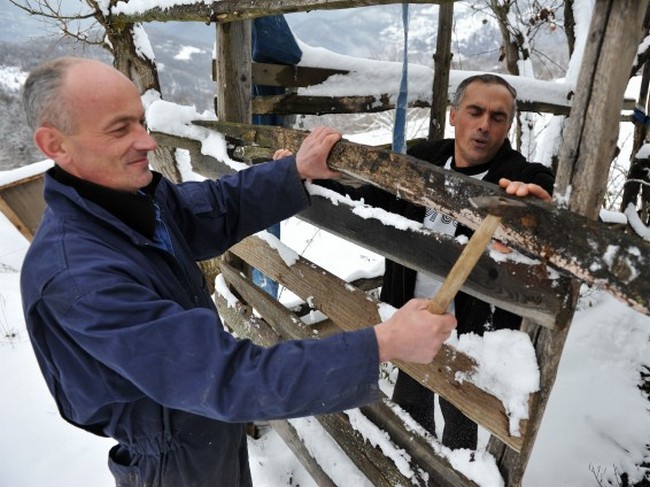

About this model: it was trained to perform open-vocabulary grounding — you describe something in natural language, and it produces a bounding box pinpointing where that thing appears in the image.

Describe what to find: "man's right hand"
[294,126,342,180]
[374,299,457,364]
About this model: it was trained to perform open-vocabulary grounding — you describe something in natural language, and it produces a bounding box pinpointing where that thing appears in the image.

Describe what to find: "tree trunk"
[106,22,182,183]
[429,2,453,141]
[489,1,650,484]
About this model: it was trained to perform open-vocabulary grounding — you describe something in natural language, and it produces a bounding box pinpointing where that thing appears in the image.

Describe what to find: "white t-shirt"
[413,157,489,312]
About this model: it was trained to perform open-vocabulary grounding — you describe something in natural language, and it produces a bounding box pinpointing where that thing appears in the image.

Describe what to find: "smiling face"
[34,60,158,193]
[449,80,514,168]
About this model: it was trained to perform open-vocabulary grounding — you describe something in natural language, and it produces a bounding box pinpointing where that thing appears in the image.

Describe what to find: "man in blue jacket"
[20,57,456,486]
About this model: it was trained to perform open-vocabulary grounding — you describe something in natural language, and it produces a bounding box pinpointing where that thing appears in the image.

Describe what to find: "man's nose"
[135,126,158,152]
[477,114,490,132]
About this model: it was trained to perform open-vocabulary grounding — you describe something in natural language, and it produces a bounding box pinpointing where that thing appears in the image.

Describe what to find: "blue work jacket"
[21,157,380,486]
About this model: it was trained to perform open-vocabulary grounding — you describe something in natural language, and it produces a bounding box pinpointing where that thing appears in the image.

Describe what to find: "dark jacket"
[21,157,381,486]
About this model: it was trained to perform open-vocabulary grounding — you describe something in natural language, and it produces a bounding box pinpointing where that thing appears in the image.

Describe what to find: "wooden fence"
[4,0,649,485]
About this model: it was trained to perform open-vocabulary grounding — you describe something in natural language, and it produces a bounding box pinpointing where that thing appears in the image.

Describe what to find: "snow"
[174,45,205,61]
[297,40,574,110]
[2,1,650,486]
[0,64,28,92]
[625,204,650,241]
[451,329,540,437]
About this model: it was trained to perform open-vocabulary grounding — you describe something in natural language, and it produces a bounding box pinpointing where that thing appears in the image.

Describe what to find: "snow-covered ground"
[1,1,649,483]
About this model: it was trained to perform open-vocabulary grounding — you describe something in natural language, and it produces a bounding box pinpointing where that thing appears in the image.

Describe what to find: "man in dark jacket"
[309,74,555,450]
[392,74,555,450]
[20,57,457,486]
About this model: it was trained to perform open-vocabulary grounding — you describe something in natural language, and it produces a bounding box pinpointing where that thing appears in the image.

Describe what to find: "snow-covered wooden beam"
[110,0,459,29]
[198,121,650,318]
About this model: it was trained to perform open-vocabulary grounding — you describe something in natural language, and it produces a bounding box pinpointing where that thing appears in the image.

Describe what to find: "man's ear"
[33,126,68,163]
[449,107,457,127]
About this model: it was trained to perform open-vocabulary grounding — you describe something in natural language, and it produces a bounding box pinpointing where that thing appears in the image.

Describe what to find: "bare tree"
[467,0,566,78]
[10,0,181,182]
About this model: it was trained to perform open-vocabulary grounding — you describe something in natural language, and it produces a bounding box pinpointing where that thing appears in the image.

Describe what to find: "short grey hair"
[22,57,84,134]
[452,74,518,123]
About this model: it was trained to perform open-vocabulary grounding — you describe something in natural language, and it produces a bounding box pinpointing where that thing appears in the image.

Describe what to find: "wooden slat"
[252,92,577,116]
[229,235,528,451]
[253,93,424,115]
[360,401,475,487]
[300,195,566,329]
[268,420,338,487]
[252,62,348,88]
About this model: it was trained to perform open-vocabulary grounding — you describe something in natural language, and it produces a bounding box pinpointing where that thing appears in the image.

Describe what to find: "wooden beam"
[252,92,576,116]
[429,1,454,140]
[268,420,338,487]
[360,401,475,487]
[556,0,649,219]
[299,195,565,329]
[252,62,348,88]
[195,121,650,318]
[491,1,650,484]
[216,20,252,123]
[227,235,529,451]
[253,93,406,115]
[111,0,459,28]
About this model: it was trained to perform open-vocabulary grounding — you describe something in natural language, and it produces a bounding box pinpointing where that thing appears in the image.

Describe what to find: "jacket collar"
[51,165,162,239]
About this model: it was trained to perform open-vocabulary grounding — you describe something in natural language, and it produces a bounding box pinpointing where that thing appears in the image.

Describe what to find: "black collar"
[51,165,162,239]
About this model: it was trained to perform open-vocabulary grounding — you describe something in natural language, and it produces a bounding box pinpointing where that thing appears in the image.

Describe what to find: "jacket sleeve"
[39,266,381,424]
[161,156,311,261]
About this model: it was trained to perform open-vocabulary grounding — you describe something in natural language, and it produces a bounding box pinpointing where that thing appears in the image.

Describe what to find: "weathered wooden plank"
[0,174,46,241]
[328,205,550,322]
[216,21,251,123]
[195,120,650,317]
[253,93,427,115]
[252,62,348,88]
[300,195,566,329]
[217,261,480,485]
[228,235,528,451]
[360,401,476,487]
[429,1,454,140]
[252,93,575,116]
[248,64,639,117]
[555,0,648,220]
[111,0,459,29]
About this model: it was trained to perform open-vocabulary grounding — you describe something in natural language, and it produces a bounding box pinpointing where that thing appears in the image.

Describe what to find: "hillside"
[0,1,569,170]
